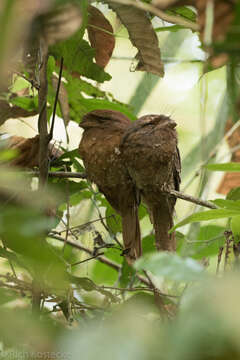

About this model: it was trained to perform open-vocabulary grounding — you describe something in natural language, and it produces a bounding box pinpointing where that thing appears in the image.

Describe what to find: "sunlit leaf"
[206,162,240,172]
[170,208,240,232]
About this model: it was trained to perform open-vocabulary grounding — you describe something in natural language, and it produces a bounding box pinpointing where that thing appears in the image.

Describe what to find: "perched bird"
[79,109,141,263]
[120,114,181,252]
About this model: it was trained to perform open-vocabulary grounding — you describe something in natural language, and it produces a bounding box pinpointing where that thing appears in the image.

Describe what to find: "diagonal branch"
[106,0,199,31]
[168,189,217,209]
[49,57,64,140]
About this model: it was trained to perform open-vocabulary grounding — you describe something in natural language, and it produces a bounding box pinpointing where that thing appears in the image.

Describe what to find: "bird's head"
[137,114,177,129]
[79,110,130,130]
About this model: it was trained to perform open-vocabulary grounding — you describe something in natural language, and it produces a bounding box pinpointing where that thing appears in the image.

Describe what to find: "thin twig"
[168,189,217,209]
[143,270,171,317]
[49,233,121,271]
[58,215,115,234]
[63,165,70,254]
[26,171,87,179]
[25,170,217,209]
[106,0,199,31]
[71,252,105,267]
[101,285,179,297]
[48,234,150,286]
[89,184,122,248]
[12,70,40,90]
[49,57,64,140]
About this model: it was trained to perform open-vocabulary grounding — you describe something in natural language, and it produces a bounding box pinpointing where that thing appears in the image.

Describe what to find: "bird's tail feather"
[152,203,176,252]
[122,205,141,264]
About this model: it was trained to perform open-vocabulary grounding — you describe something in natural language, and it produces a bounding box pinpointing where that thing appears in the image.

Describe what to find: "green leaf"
[212,199,240,211]
[167,6,197,22]
[227,187,240,200]
[191,225,225,259]
[138,204,148,220]
[90,260,119,286]
[10,96,38,112]
[176,231,185,254]
[171,208,240,232]
[206,162,240,172]
[119,259,136,288]
[134,252,204,282]
[50,36,111,83]
[0,288,16,305]
[0,148,17,161]
[106,205,122,235]
[59,190,91,211]
[142,234,155,255]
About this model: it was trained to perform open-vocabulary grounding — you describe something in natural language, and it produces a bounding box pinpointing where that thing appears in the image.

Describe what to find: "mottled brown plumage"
[120,114,181,252]
[78,110,141,263]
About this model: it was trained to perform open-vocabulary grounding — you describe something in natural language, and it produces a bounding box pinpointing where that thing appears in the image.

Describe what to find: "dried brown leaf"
[87,5,115,68]
[107,2,164,76]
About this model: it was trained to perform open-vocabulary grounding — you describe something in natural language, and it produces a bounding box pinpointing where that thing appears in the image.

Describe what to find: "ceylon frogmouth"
[120,114,181,252]
[79,110,141,263]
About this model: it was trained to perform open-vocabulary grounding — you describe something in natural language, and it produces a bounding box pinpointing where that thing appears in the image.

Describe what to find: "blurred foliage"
[1,1,240,359]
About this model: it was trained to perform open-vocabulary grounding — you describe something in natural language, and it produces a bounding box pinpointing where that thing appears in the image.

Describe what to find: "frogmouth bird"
[120,114,181,252]
[78,110,141,263]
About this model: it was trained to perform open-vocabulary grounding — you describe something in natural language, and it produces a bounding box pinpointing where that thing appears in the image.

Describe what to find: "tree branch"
[106,0,199,31]
[49,57,64,140]
[27,171,87,179]
[26,170,218,209]
[48,234,150,286]
[168,189,218,209]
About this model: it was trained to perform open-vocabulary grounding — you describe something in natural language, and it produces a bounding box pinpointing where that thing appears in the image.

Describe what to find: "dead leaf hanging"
[106,2,164,76]
[87,5,115,68]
